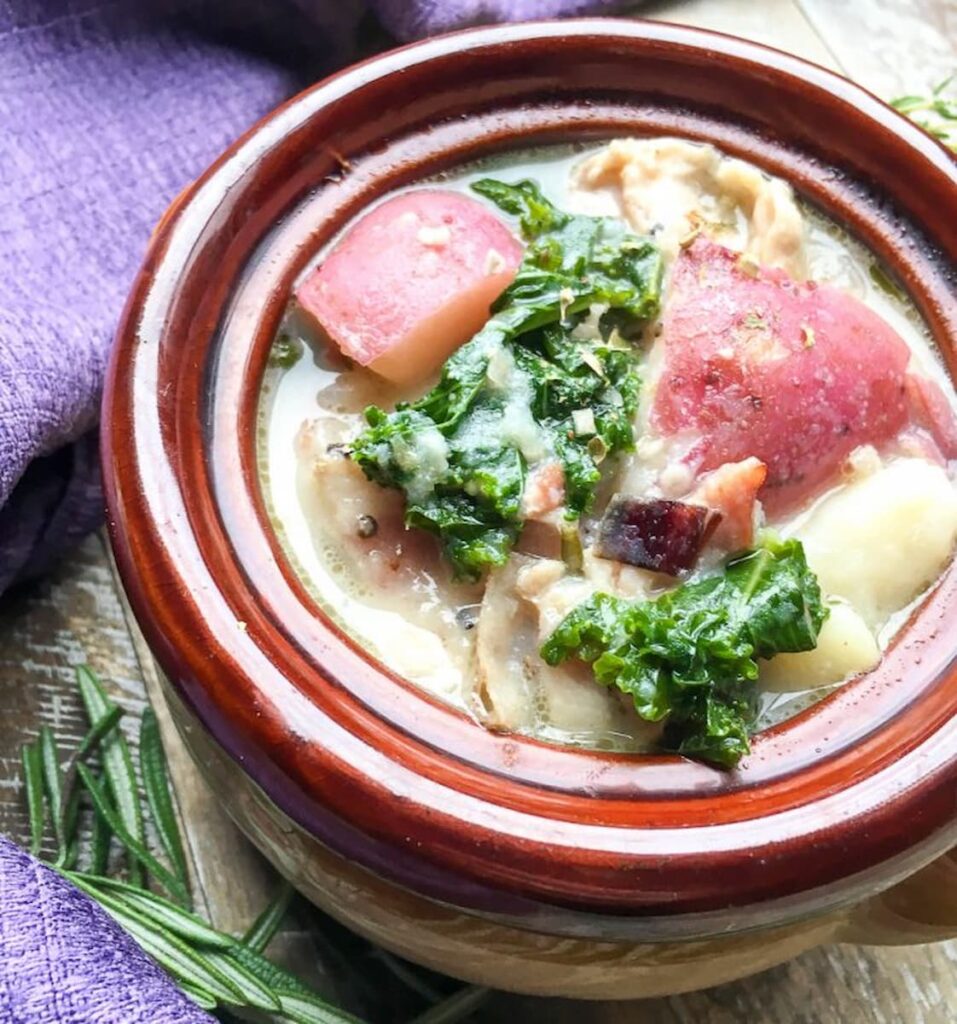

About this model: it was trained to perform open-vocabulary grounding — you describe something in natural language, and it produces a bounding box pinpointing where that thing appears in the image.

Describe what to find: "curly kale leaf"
[351,179,662,580]
[513,323,641,514]
[540,538,829,768]
[470,178,569,239]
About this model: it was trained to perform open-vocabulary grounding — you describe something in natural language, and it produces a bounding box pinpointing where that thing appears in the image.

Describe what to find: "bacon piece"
[690,457,767,551]
[522,461,565,519]
[596,496,722,576]
[651,238,912,513]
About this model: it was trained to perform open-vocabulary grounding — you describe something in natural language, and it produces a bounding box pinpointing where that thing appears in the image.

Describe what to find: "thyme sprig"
[893,74,957,152]
[19,666,485,1023]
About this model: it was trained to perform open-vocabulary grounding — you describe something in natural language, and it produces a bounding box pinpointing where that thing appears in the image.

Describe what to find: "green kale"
[351,179,662,580]
[540,537,829,768]
[513,324,640,513]
[470,178,568,238]
[268,331,304,369]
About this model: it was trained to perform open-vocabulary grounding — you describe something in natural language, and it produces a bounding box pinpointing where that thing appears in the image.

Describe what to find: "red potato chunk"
[905,373,957,460]
[651,238,912,513]
[296,190,523,385]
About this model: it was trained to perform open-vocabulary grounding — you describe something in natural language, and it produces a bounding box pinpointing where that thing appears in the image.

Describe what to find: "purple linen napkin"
[0,0,345,595]
[0,835,214,1023]
[374,0,625,40]
[0,0,623,597]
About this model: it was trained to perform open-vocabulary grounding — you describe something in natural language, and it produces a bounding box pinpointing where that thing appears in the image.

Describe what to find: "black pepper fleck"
[455,605,481,631]
[356,514,378,538]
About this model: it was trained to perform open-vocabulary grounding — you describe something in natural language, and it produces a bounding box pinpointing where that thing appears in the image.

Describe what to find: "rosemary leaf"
[52,704,124,872]
[89,796,113,875]
[38,727,67,863]
[68,872,234,950]
[76,666,146,887]
[20,741,46,856]
[228,945,365,1023]
[67,873,244,1004]
[178,982,218,1011]
[77,704,124,758]
[138,707,189,888]
[277,992,370,1024]
[76,762,189,905]
[243,879,296,954]
[893,74,957,152]
[57,786,82,870]
[409,986,491,1024]
[228,944,314,997]
[205,951,283,1012]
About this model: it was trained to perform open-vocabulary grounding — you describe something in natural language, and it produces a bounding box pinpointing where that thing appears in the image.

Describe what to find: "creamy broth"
[259,140,957,755]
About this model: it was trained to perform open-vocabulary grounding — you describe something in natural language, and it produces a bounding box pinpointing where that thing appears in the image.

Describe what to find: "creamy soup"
[259,140,957,766]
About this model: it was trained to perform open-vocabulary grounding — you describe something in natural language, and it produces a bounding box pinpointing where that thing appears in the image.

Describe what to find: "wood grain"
[645,0,836,67]
[0,534,147,863]
[1,1,956,1022]
[798,0,957,97]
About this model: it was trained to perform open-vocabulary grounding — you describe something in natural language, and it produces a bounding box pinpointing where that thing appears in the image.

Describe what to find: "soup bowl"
[103,19,957,998]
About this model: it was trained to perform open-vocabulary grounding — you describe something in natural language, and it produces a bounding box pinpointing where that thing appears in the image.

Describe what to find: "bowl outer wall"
[103,19,957,940]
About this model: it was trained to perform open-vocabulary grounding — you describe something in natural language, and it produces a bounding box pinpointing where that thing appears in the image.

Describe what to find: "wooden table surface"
[3,2,956,1022]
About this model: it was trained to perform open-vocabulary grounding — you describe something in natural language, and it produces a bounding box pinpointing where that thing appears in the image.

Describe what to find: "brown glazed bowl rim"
[104,19,957,941]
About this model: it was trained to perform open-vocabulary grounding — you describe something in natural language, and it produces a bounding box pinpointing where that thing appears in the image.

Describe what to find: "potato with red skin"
[651,238,912,513]
[905,373,957,459]
[296,190,523,385]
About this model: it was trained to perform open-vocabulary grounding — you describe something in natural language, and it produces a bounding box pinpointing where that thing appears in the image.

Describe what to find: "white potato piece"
[795,458,957,629]
[760,602,880,691]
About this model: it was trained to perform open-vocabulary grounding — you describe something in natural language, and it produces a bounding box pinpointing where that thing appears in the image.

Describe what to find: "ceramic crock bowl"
[103,19,957,999]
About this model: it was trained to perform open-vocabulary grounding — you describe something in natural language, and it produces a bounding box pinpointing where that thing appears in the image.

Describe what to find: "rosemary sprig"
[20,665,364,1023]
[139,706,190,887]
[18,665,486,1024]
[243,878,296,953]
[20,741,45,856]
[76,665,146,887]
[893,74,957,152]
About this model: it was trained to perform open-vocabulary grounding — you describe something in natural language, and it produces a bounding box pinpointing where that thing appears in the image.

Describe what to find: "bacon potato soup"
[259,140,957,768]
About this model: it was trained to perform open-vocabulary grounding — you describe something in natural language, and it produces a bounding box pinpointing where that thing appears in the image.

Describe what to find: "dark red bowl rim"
[103,18,957,938]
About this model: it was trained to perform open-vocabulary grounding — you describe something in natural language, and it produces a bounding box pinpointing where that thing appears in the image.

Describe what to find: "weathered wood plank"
[645,0,836,67]
[798,0,957,97]
[0,534,147,861]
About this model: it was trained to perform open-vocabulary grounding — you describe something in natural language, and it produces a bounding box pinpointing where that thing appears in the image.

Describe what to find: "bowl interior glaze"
[104,20,957,940]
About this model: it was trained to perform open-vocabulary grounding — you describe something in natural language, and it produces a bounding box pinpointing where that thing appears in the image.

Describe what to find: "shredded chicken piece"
[474,555,659,743]
[580,548,655,599]
[571,138,807,278]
